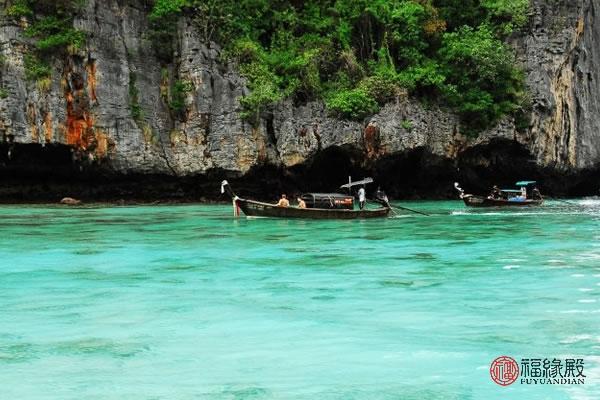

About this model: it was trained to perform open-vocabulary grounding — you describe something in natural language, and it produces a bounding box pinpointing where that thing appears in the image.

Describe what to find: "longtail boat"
[220,179,391,219]
[455,181,544,208]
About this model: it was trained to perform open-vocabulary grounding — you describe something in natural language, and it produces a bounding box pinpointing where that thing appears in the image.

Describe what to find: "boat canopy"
[340,177,373,189]
[516,181,537,186]
[501,189,523,193]
[300,193,354,210]
[304,193,351,198]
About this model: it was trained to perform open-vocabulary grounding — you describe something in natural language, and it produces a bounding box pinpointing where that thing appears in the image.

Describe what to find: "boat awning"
[516,181,537,186]
[501,189,523,193]
[340,177,373,189]
[304,193,351,198]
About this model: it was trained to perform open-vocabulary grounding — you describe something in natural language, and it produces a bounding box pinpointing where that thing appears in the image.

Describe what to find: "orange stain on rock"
[65,77,94,150]
[63,70,112,159]
[26,103,39,143]
[93,130,115,159]
[363,121,381,158]
[86,61,97,103]
[43,112,53,143]
[31,125,39,143]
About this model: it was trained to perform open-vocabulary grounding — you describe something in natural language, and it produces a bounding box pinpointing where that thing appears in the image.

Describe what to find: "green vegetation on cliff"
[150,0,529,133]
[5,0,86,84]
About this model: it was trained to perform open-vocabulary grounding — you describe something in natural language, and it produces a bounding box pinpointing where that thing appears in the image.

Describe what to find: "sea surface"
[1,200,600,399]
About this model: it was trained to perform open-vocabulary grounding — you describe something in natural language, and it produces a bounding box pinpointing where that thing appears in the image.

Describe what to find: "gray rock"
[0,0,598,177]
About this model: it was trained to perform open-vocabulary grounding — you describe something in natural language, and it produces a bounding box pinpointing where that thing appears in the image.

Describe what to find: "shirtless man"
[297,197,306,208]
[277,194,290,207]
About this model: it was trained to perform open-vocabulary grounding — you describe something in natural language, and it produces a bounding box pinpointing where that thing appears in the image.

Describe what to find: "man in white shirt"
[358,186,366,210]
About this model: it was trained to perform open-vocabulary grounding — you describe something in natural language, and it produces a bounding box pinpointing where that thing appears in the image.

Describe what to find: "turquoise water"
[1,201,600,399]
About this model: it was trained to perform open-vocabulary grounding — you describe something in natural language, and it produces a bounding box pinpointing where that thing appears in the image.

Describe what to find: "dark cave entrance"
[291,145,368,193]
[0,143,76,179]
[374,147,456,199]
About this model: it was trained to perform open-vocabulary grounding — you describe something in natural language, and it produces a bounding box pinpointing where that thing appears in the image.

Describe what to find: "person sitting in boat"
[297,197,306,209]
[489,185,502,199]
[277,194,290,207]
[358,186,366,210]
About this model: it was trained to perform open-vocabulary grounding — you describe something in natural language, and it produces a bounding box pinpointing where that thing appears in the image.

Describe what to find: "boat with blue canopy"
[454,181,544,208]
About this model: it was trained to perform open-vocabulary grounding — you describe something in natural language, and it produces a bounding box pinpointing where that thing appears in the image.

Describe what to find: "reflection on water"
[0,200,599,399]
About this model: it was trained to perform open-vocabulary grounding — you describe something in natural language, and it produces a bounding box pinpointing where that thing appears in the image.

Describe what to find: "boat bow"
[221,180,242,216]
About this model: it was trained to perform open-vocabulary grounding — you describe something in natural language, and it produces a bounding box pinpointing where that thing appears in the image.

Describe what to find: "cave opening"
[456,139,541,195]
[289,145,369,194]
[0,143,75,179]
[374,147,457,199]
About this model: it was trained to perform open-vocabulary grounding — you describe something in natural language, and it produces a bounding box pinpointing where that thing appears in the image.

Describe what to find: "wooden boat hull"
[237,199,391,219]
[462,195,543,208]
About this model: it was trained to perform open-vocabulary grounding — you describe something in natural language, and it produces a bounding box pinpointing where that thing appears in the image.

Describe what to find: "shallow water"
[1,200,599,399]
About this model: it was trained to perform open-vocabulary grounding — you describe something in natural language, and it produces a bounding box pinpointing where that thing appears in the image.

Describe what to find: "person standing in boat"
[277,194,290,207]
[358,186,366,210]
[375,186,388,202]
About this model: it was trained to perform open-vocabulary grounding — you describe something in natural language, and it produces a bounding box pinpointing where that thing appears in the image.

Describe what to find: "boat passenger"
[358,186,366,210]
[277,194,290,207]
[489,185,502,199]
[297,197,306,208]
[375,187,389,204]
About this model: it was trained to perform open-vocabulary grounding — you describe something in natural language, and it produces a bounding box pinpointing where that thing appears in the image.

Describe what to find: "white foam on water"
[560,334,594,344]
[578,299,597,303]
[578,288,594,292]
[571,274,586,278]
[451,211,581,216]
[503,265,520,270]
[575,252,600,261]
[450,211,467,215]
[579,200,600,206]
[563,355,600,399]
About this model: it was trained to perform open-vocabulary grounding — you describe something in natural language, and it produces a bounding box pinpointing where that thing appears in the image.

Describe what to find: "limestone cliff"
[0,0,598,199]
[525,0,600,170]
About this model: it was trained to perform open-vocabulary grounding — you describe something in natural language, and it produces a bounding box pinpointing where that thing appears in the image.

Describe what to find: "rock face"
[524,0,600,170]
[0,0,598,199]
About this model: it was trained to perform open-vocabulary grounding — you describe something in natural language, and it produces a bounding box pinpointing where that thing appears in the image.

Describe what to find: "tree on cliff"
[148,0,530,134]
